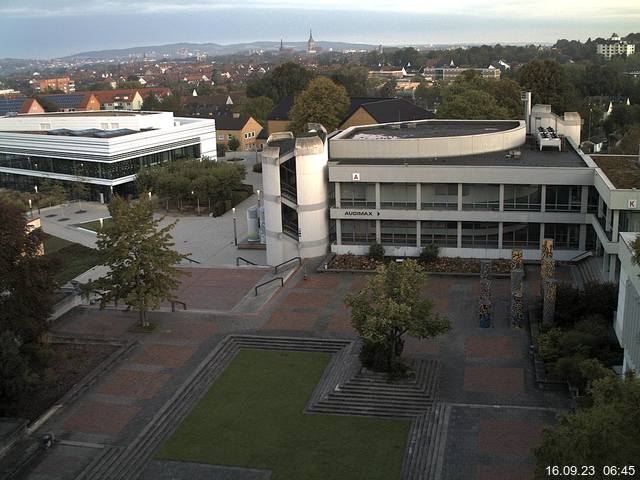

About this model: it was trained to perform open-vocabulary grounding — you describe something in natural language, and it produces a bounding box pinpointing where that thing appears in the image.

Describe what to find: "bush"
[368,242,385,262]
[216,142,227,157]
[419,244,439,263]
[252,162,263,173]
[555,281,618,327]
[359,340,411,379]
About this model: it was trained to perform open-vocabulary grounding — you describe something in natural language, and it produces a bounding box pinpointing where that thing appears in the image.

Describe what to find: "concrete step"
[310,404,423,419]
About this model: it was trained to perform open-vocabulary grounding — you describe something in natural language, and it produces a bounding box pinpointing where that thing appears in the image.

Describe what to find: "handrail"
[255,277,283,296]
[236,256,258,266]
[184,256,201,264]
[569,251,593,263]
[274,256,301,274]
[170,300,187,312]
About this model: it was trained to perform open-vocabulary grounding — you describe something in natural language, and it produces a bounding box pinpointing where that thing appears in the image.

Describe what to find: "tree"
[0,331,37,415]
[246,62,315,103]
[288,77,350,134]
[437,88,510,119]
[141,93,162,111]
[83,195,188,327]
[237,96,274,127]
[216,142,228,157]
[345,259,451,374]
[534,374,640,477]
[330,65,370,97]
[0,201,56,346]
[380,79,397,98]
[415,82,441,110]
[228,135,241,151]
[519,59,578,113]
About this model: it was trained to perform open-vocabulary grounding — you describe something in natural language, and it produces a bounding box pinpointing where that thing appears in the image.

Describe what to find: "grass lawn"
[156,349,410,480]
[43,234,102,285]
[75,217,113,232]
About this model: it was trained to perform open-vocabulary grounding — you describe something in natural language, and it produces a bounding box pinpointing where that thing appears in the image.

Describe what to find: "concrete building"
[597,33,636,59]
[0,110,216,200]
[422,66,501,82]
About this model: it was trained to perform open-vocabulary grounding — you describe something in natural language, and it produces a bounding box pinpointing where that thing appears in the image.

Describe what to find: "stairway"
[573,255,605,288]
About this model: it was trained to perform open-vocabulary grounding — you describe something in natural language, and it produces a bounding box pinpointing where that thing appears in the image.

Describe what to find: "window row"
[336,183,599,213]
[339,220,583,250]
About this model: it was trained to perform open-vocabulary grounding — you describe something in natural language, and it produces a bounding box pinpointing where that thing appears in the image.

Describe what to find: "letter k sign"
[629,199,637,209]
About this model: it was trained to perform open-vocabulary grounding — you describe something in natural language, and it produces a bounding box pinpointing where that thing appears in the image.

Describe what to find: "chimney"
[233,112,240,119]
[521,91,532,133]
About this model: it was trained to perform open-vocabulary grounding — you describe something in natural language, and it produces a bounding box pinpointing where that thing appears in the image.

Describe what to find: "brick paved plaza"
[14,263,570,480]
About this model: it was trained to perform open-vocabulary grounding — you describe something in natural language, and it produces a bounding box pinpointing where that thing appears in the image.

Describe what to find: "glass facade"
[502,223,541,249]
[546,185,581,212]
[462,184,500,211]
[281,203,298,239]
[587,186,599,214]
[504,184,541,211]
[381,220,416,245]
[341,220,376,245]
[0,145,200,181]
[545,223,580,249]
[461,222,499,248]
[421,221,458,247]
[380,183,416,209]
[340,182,376,208]
[421,183,458,210]
[279,157,297,202]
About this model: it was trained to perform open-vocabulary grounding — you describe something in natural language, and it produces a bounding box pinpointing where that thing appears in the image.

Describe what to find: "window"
[502,223,540,249]
[504,185,541,211]
[587,186,599,213]
[218,134,225,140]
[545,185,581,212]
[281,204,298,239]
[340,182,376,208]
[227,134,233,140]
[380,183,416,209]
[462,184,500,211]
[341,220,376,245]
[422,183,457,210]
[421,221,457,247]
[461,223,499,248]
[545,223,580,249]
[381,220,416,246]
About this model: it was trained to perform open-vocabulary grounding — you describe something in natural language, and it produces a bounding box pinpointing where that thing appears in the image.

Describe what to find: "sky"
[0,0,639,58]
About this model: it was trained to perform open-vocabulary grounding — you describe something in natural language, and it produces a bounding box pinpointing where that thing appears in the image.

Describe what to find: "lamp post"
[232,207,238,246]
[588,107,592,142]
[192,190,199,215]
[99,217,104,229]
[28,198,33,218]
[110,185,114,201]
[34,185,40,214]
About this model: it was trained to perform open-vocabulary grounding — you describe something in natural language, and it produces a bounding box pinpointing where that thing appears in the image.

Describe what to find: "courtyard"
[8,260,571,480]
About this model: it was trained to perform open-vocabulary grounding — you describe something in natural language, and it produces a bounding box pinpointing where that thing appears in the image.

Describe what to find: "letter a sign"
[352,172,361,181]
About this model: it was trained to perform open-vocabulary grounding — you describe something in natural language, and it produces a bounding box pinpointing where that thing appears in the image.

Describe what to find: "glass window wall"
[545,223,580,249]
[502,223,541,249]
[504,184,541,211]
[341,220,377,245]
[461,222,499,248]
[421,221,458,247]
[461,184,500,211]
[380,183,416,210]
[340,182,376,209]
[545,185,581,212]
[381,220,416,246]
[421,183,458,210]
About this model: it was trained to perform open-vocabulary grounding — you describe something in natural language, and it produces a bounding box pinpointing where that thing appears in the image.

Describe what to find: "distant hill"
[63,41,381,60]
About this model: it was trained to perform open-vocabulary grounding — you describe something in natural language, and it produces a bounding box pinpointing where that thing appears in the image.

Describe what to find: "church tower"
[307,29,317,54]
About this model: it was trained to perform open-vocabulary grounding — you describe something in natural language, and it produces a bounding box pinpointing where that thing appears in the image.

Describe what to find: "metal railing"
[236,256,258,266]
[184,256,201,264]
[569,251,593,263]
[255,277,283,296]
[170,300,187,312]
[274,256,301,274]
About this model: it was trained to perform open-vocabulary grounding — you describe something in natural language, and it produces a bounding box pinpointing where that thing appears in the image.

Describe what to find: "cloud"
[1,0,639,19]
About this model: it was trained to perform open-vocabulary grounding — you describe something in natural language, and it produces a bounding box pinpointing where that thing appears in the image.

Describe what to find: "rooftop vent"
[390,124,401,130]
[407,123,417,129]
[506,149,522,159]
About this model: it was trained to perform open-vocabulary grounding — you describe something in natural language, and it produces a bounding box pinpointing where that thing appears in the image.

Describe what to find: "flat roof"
[592,155,640,189]
[332,143,587,168]
[343,120,521,140]
[13,110,159,118]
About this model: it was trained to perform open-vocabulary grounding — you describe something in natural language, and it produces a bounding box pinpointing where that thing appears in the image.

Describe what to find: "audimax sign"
[344,210,381,216]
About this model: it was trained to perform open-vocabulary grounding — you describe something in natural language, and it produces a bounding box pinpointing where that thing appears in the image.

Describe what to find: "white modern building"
[596,33,636,59]
[0,110,216,199]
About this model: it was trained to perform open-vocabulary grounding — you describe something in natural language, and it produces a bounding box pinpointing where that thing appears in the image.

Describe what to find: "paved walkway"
[16,263,569,480]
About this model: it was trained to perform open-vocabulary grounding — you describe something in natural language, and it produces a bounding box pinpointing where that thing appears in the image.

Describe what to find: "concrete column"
[612,210,620,240]
[499,184,505,212]
[416,220,421,248]
[416,183,421,211]
[598,196,604,218]
[376,219,381,243]
[498,222,504,250]
[579,224,587,250]
[606,207,612,232]
[603,253,610,275]
[609,254,617,282]
[458,183,463,211]
[375,183,381,210]
[581,185,589,214]
[540,185,546,213]
[539,223,545,251]
[457,221,462,249]
[335,182,341,208]
[336,219,342,246]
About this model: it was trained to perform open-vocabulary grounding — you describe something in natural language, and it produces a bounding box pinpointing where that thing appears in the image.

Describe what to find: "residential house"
[215,114,263,151]
[92,89,145,111]
[35,93,101,112]
[0,97,44,116]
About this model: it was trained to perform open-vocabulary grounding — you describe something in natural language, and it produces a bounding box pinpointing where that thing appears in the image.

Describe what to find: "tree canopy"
[83,195,187,327]
[519,59,577,113]
[246,62,315,103]
[329,65,370,97]
[237,95,274,127]
[534,374,640,477]
[288,77,350,134]
[346,259,450,374]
